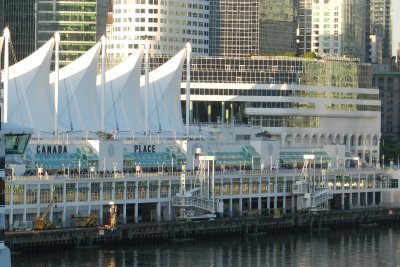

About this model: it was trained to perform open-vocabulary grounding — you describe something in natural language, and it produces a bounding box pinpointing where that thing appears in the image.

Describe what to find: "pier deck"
[6,208,400,251]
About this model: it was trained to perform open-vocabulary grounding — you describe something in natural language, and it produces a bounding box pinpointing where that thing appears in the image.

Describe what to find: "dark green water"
[11,225,400,267]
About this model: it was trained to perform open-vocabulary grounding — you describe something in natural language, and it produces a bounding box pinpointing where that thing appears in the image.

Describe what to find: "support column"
[221,101,225,123]
[190,101,193,124]
[134,203,139,223]
[157,202,161,222]
[341,193,345,210]
[355,133,360,157]
[239,198,243,216]
[282,196,286,214]
[207,103,212,123]
[123,203,127,224]
[291,195,295,212]
[281,133,287,146]
[123,181,127,224]
[229,198,233,217]
[362,134,367,164]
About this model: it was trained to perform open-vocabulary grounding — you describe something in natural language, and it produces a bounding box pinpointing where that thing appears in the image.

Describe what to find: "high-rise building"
[0,1,107,67]
[297,0,370,62]
[0,0,36,63]
[370,0,392,60]
[209,0,259,56]
[36,0,108,67]
[373,72,400,146]
[106,0,209,58]
[259,0,297,55]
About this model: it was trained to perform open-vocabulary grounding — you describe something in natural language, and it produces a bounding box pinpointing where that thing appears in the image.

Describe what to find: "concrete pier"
[6,208,400,251]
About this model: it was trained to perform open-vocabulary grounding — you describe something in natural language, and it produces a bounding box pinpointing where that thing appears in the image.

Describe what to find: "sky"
[392,0,400,56]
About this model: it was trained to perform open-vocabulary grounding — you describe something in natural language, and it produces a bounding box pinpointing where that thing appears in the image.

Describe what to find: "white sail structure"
[0,36,3,58]
[6,38,55,132]
[97,48,144,133]
[50,41,101,132]
[140,48,186,134]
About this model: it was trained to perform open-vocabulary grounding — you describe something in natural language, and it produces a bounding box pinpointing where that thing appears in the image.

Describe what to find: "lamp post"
[113,162,117,178]
[78,159,81,177]
[171,157,174,174]
[162,161,165,176]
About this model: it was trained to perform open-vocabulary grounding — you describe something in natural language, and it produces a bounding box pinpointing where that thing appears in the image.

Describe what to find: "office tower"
[370,0,392,60]
[297,0,370,62]
[259,0,297,55]
[36,0,108,67]
[373,72,400,146]
[0,0,36,63]
[107,0,209,58]
[209,0,259,56]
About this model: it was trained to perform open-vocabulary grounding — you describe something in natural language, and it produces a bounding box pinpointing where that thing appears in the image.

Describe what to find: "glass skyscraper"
[36,0,108,67]
[0,0,36,63]
[370,0,392,60]
[209,0,259,56]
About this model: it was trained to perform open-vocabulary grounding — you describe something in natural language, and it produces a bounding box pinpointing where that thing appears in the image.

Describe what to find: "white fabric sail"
[96,48,144,133]
[7,38,55,132]
[0,36,3,59]
[140,48,186,134]
[50,42,101,132]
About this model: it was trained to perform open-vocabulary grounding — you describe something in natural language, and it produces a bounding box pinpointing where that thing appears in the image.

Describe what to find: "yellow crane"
[33,197,56,230]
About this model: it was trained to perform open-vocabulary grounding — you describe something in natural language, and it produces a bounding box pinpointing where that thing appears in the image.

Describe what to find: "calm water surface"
[12,225,400,267]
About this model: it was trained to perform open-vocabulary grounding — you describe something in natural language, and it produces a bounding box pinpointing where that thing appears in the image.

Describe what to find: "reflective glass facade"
[148,55,376,127]
[37,0,107,67]
[297,0,370,62]
[0,0,36,62]
[209,0,259,56]
[259,0,297,55]
[370,0,392,59]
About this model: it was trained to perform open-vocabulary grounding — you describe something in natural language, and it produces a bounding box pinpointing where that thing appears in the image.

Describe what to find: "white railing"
[172,195,217,213]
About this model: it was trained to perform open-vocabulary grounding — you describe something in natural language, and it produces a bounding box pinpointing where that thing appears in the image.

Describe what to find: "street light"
[113,162,118,178]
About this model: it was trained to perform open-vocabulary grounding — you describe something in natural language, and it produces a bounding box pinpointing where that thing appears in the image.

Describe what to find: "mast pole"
[185,43,191,138]
[145,39,149,135]
[3,27,10,123]
[54,32,60,133]
[101,36,107,132]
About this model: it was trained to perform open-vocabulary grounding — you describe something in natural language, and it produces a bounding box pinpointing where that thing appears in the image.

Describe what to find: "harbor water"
[12,225,400,267]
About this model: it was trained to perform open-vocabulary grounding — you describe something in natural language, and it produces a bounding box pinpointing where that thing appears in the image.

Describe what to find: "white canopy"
[7,38,55,132]
[50,41,101,132]
[0,36,3,59]
[140,48,186,134]
[97,47,144,132]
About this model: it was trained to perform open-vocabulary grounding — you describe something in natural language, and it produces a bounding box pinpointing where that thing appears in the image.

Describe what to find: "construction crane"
[71,214,97,228]
[33,197,56,230]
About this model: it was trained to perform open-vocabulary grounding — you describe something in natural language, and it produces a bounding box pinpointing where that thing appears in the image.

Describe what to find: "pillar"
[207,103,212,123]
[134,203,139,223]
[157,202,161,222]
[190,101,193,124]
[221,101,225,123]
[341,193,345,210]
[229,198,233,217]
[123,203,127,224]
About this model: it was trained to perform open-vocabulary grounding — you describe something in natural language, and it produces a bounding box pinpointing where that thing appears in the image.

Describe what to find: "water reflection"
[12,226,400,267]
